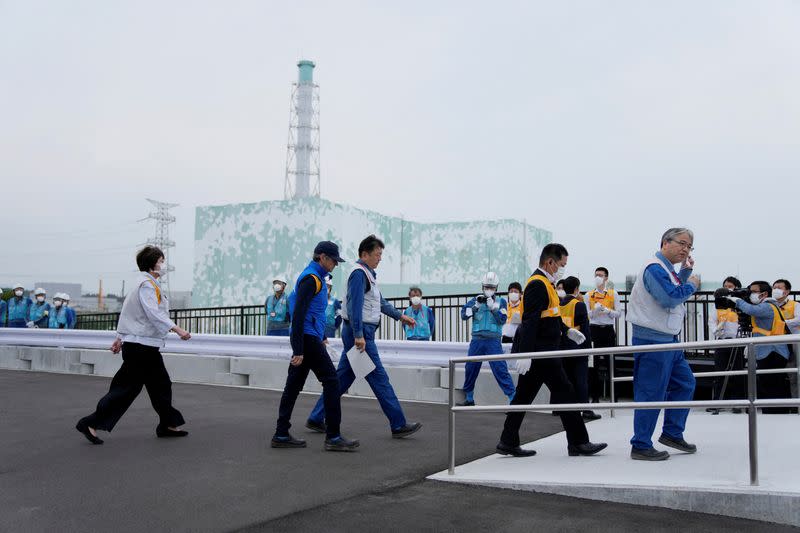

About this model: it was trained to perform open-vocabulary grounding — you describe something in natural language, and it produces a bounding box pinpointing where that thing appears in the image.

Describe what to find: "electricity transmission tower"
[140,198,178,295]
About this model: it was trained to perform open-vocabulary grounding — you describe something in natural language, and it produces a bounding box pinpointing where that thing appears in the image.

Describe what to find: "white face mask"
[273,283,284,293]
[508,292,520,303]
[36,296,45,303]
[595,276,605,288]
[14,289,24,297]
[54,300,63,308]
[556,289,567,299]
[410,296,422,306]
[554,266,566,281]
[772,289,785,300]
[750,293,763,305]
[483,289,496,298]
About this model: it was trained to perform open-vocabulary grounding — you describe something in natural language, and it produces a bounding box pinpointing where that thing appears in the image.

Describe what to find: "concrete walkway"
[0,370,794,532]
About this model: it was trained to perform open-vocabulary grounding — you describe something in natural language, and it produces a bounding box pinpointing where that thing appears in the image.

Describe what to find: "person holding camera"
[707,276,744,413]
[772,279,800,399]
[626,228,700,461]
[726,281,794,414]
[457,272,515,406]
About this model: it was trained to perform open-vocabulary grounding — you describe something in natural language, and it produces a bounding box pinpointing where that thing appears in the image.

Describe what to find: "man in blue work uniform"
[324,277,342,339]
[0,292,7,327]
[307,235,422,439]
[265,277,291,336]
[458,272,516,406]
[7,283,32,328]
[28,288,52,328]
[272,241,359,452]
[403,286,435,341]
[49,294,70,329]
[63,294,77,328]
[626,228,701,461]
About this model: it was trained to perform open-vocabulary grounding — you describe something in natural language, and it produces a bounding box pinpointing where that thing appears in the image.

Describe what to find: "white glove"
[726,296,741,304]
[485,296,494,307]
[26,321,34,328]
[465,307,473,318]
[595,305,609,315]
[516,358,532,375]
[567,328,586,344]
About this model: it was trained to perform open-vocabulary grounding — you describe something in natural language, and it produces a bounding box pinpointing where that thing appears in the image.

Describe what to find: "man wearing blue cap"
[272,241,360,452]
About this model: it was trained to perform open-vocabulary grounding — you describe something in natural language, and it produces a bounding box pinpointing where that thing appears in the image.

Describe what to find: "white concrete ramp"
[429,411,800,526]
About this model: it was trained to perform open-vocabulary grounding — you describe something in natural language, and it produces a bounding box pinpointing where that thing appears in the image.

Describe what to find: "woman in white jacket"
[76,246,191,445]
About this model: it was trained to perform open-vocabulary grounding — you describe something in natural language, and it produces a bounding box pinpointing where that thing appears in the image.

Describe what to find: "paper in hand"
[345,345,376,380]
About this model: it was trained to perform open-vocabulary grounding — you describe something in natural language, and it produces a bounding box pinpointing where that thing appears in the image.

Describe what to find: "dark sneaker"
[456,400,475,407]
[271,434,307,448]
[582,411,602,421]
[391,422,422,439]
[324,435,359,452]
[496,442,537,457]
[567,442,608,456]
[658,434,697,453]
[305,419,326,433]
[631,447,669,461]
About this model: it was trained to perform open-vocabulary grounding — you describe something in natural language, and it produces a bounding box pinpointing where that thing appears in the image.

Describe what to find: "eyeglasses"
[670,239,694,252]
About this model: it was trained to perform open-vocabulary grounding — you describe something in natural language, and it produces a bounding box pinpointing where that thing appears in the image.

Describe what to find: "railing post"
[746,344,759,486]
[448,359,456,475]
[610,352,616,419]
[239,306,245,336]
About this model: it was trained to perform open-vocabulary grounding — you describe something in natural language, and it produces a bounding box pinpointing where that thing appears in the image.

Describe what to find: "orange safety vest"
[559,298,581,329]
[781,299,797,319]
[751,303,788,337]
[520,274,560,319]
[587,289,615,311]
[716,308,738,325]
[506,300,522,324]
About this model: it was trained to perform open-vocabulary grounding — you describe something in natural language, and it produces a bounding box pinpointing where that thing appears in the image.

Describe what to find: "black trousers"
[501,351,590,447]
[276,335,342,438]
[757,351,793,414]
[712,346,745,400]
[589,324,616,402]
[82,342,185,431]
[562,356,589,405]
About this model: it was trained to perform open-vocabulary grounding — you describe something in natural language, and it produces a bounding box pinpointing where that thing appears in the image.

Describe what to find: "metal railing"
[446,334,800,485]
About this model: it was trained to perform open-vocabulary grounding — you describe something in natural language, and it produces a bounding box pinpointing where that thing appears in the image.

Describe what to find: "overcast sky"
[1,1,799,296]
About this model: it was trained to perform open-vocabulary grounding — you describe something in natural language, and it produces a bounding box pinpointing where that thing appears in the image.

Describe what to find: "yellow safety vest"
[751,303,788,337]
[506,300,522,324]
[716,308,738,325]
[520,274,560,319]
[587,289,615,311]
[781,299,796,319]
[559,298,580,329]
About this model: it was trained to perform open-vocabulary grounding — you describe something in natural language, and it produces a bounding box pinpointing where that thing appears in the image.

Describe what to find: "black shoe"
[567,442,607,456]
[156,426,188,438]
[324,435,359,452]
[391,422,422,439]
[456,400,475,407]
[76,419,103,445]
[631,446,669,461]
[582,411,602,421]
[271,433,307,448]
[658,434,697,453]
[496,442,537,457]
[305,419,326,433]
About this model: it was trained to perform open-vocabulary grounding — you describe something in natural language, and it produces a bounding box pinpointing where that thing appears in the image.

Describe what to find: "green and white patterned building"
[193,197,552,307]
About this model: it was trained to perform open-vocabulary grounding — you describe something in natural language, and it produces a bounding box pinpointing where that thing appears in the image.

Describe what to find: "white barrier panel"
[0,329,505,367]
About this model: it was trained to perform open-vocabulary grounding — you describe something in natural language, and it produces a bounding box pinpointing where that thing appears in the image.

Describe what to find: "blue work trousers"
[463,337,515,397]
[309,322,406,431]
[630,336,696,450]
[267,328,290,337]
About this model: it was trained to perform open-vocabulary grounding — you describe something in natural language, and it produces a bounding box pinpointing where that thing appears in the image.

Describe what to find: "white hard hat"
[272,276,287,285]
[54,293,64,300]
[34,287,46,295]
[63,293,71,301]
[482,272,500,287]
[12,282,24,290]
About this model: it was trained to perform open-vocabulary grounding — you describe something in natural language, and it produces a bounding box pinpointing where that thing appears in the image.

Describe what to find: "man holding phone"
[626,228,701,461]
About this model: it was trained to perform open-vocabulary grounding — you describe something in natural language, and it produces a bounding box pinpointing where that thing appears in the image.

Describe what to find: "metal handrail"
[446,333,800,486]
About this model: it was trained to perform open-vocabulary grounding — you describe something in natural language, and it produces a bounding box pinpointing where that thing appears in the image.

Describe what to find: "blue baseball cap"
[314,241,345,263]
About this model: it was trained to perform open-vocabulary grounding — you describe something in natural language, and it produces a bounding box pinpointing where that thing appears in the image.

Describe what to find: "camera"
[476,295,487,304]
[713,288,752,333]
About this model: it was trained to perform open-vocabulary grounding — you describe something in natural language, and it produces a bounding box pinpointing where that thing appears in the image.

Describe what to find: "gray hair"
[661,227,694,247]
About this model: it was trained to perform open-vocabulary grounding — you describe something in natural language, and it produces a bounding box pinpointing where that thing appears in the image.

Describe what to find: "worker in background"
[502,282,523,343]
[49,294,70,329]
[324,276,343,339]
[62,294,77,329]
[772,279,800,400]
[28,288,52,328]
[458,272,515,406]
[266,277,291,336]
[584,267,622,405]
[7,283,32,328]
[403,286,435,341]
[559,276,600,421]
